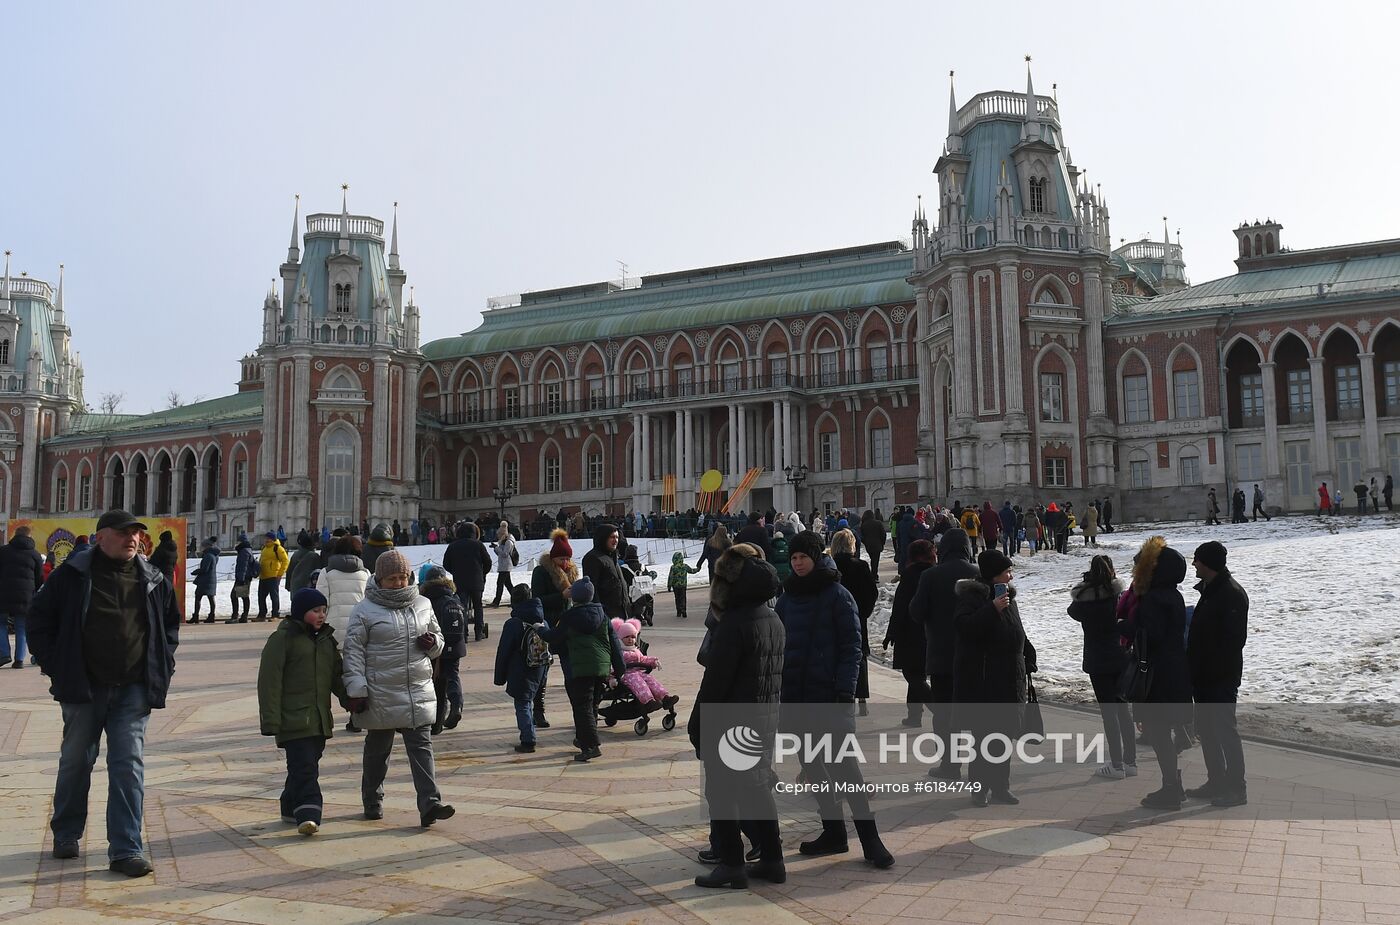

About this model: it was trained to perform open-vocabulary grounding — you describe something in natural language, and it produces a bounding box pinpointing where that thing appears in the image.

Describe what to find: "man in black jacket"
[27,510,181,877]
[734,513,772,562]
[0,525,44,668]
[1185,541,1249,807]
[443,523,492,641]
[908,527,979,779]
[581,524,629,620]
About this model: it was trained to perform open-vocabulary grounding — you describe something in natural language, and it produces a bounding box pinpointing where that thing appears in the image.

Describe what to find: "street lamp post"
[492,486,515,520]
[784,463,808,512]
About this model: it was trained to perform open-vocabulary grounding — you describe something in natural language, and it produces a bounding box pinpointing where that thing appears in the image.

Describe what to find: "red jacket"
[979,506,1000,540]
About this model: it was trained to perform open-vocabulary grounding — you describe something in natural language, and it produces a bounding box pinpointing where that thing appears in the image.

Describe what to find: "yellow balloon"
[699,469,723,493]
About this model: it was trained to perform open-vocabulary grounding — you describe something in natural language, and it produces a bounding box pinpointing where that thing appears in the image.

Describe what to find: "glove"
[346,696,369,713]
[416,632,436,651]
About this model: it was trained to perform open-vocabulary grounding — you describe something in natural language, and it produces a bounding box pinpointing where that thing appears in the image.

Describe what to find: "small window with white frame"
[1042,456,1067,487]
[818,431,839,471]
[1040,372,1065,422]
[587,450,604,490]
[1180,452,1202,486]
[1129,458,1150,489]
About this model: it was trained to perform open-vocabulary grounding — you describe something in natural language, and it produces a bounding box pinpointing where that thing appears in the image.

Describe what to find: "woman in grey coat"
[342,549,455,828]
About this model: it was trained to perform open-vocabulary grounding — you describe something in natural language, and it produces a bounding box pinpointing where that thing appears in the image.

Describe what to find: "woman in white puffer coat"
[316,535,370,638]
[341,549,455,828]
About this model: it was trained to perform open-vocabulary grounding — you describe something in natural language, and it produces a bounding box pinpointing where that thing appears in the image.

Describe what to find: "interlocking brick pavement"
[0,580,1395,924]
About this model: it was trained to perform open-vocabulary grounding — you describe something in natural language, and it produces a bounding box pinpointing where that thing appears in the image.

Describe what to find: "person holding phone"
[952,549,1035,807]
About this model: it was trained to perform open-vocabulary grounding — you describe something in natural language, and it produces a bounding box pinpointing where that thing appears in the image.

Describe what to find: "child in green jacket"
[257,588,345,836]
[666,551,702,619]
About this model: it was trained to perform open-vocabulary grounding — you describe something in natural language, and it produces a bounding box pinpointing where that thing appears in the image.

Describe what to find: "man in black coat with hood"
[1185,541,1250,807]
[909,527,979,778]
[0,525,44,668]
[735,513,772,562]
[581,524,630,620]
[443,522,492,641]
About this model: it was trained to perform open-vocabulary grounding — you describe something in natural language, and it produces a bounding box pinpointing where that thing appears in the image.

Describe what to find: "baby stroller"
[620,562,657,626]
[597,639,677,736]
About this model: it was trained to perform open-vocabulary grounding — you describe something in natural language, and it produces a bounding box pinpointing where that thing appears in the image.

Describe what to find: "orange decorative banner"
[10,517,187,615]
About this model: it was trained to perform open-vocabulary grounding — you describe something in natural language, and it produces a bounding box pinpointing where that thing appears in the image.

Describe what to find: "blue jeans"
[1001,534,1013,557]
[51,683,151,860]
[0,614,26,662]
[513,697,535,745]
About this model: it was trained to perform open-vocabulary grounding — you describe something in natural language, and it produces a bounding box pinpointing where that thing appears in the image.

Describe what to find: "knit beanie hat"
[1193,541,1228,572]
[978,549,1014,581]
[570,577,595,604]
[549,528,573,559]
[510,585,542,621]
[788,530,826,561]
[374,548,413,582]
[290,587,328,622]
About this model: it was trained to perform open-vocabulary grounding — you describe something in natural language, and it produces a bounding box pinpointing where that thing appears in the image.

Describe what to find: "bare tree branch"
[98,392,125,415]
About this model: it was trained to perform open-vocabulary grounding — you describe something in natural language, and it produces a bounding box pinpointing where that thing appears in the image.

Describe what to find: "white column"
[1308,356,1331,475]
[727,404,738,475]
[998,263,1025,414]
[194,463,207,531]
[1260,362,1281,478]
[950,268,973,418]
[372,358,390,478]
[684,409,695,477]
[292,355,310,478]
[1084,271,1108,418]
[674,410,684,479]
[402,361,419,489]
[640,414,651,490]
[736,404,749,473]
[631,414,641,489]
[1359,353,1382,472]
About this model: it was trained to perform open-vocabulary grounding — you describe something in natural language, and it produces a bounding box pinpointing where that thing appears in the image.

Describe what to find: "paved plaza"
[1,586,1398,925]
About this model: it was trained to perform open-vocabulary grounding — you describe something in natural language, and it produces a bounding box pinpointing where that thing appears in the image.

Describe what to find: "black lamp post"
[492,486,515,518]
[784,463,808,509]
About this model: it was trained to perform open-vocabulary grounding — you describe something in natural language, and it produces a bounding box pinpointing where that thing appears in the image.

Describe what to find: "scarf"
[365,581,420,611]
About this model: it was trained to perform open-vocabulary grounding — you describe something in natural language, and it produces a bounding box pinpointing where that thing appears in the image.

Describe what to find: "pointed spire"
[287,194,301,264]
[389,201,400,270]
[946,70,960,145]
[1163,216,1170,245]
[1,250,9,300]
[1022,55,1042,142]
[338,184,350,254]
[54,264,65,320]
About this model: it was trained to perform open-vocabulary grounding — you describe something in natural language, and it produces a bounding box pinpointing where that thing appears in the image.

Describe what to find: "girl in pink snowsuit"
[612,619,677,708]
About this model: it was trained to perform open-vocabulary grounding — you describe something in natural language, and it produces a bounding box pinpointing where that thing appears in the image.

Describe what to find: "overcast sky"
[5,1,1396,413]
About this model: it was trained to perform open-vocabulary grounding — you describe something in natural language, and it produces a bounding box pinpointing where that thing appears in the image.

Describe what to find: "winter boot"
[694,863,748,889]
[798,820,849,857]
[1140,770,1184,810]
[901,703,923,727]
[853,819,894,869]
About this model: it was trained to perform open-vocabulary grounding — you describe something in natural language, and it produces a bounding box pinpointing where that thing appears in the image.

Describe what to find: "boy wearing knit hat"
[542,577,625,762]
[256,587,345,836]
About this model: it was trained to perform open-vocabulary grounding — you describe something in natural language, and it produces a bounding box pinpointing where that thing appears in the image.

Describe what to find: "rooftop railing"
[304,214,385,238]
[5,278,53,301]
[956,92,1059,134]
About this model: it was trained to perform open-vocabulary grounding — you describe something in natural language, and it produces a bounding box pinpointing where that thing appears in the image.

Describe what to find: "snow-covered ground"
[867,513,1400,705]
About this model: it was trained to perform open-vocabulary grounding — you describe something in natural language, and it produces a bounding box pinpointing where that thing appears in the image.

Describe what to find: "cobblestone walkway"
[2,587,1397,924]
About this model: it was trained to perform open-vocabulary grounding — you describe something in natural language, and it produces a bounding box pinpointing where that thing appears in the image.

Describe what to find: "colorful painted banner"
[10,517,187,614]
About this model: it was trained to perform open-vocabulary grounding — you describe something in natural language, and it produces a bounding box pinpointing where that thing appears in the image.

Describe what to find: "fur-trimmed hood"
[710,542,778,611]
[1070,577,1124,603]
[535,551,579,591]
[1131,536,1167,595]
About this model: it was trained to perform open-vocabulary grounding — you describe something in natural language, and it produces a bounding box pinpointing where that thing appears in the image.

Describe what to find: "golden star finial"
[1025,54,1032,63]
[341,183,349,191]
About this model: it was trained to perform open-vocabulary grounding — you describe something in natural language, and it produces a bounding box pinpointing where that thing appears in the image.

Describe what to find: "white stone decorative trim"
[653,335,668,352]
[1357,318,1373,334]
[358,361,371,372]
[314,360,326,371]
[1022,268,1034,281]
[1068,272,1080,284]
[789,320,805,337]
[891,306,907,325]
[1257,329,1273,344]
[566,345,580,362]
[746,324,761,343]
[1306,323,1321,340]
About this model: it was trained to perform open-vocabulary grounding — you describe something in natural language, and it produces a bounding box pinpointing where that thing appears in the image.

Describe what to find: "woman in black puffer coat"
[689,542,785,889]
[775,531,893,870]
[883,539,935,727]
[953,549,1035,807]
[830,528,877,712]
[1068,554,1134,778]
[1120,536,1192,809]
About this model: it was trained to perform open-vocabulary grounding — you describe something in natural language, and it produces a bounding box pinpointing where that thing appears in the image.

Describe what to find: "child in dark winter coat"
[419,566,467,734]
[543,578,625,763]
[256,588,345,836]
[666,551,701,619]
[494,586,550,752]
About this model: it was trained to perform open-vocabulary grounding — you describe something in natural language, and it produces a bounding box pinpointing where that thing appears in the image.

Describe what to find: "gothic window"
[1129,457,1150,489]
[1335,365,1363,418]
[502,458,519,491]
[464,392,481,423]
[1172,369,1201,419]
[1039,373,1065,422]
[462,461,479,498]
[869,424,891,468]
[334,283,352,313]
[1123,374,1150,423]
[1384,361,1400,415]
[503,386,520,419]
[676,367,695,396]
[768,355,788,388]
[817,351,839,388]
[233,457,248,497]
[1239,374,1264,426]
[1029,177,1047,213]
[1287,368,1313,421]
[818,431,840,471]
[79,472,92,510]
[55,476,68,513]
[587,447,605,490]
[868,344,889,382]
[544,382,563,415]
[543,454,561,493]
[0,340,8,365]
[323,429,356,527]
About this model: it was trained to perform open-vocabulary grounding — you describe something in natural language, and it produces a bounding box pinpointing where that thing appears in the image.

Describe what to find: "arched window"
[334,284,352,313]
[323,429,357,527]
[419,447,438,500]
[459,450,480,499]
[584,438,605,490]
[868,418,892,468]
[1179,448,1202,486]
[541,443,562,493]
[0,340,9,365]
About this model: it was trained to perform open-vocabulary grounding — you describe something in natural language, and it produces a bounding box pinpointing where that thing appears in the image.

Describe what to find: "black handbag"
[1118,627,1153,702]
[1022,679,1045,737]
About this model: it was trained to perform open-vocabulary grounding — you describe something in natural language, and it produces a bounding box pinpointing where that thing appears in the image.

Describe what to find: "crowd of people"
[4,492,1262,888]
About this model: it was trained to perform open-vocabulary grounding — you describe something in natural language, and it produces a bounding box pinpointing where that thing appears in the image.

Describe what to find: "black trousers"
[280,736,326,823]
[901,666,932,706]
[672,587,687,618]
[1141,709,1180,788]
[1194,685,1245,790]
[801,753,873,822]
[490,571,515,606]
[457,588,485,634]
[192,593,216,618]
[1252,502,1270,521]
[566,676,604,749]
[1089,672,1136,768]
[929,671,957,767]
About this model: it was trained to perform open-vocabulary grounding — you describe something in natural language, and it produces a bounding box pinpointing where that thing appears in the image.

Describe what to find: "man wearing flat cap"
[1185,540,1250,808]
[27,510,182,877]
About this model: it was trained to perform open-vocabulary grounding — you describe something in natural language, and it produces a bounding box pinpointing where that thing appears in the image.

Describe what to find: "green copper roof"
[55,391,262,441]
[1109,246,1400,323]
[424,248,915,359]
